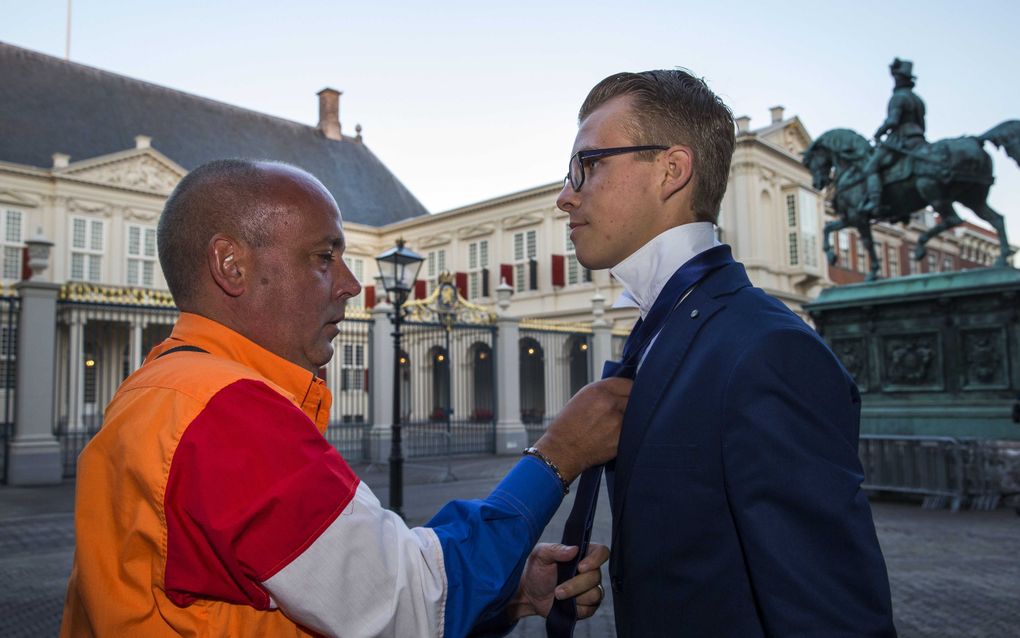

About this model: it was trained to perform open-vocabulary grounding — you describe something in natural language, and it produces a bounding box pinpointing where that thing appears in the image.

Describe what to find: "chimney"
[135,135,152,149]
[769,105,785,124]
[52,153,70,168]
[735,116,751,135]
[317,88,342,141]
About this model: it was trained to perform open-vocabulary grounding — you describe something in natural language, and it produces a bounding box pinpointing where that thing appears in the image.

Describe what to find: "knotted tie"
[545,245,732,637]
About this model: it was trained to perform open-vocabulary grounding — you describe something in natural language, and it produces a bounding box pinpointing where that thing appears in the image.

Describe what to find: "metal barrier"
[858,435,984,511]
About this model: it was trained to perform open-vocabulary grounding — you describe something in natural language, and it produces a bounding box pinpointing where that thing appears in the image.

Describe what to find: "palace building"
[0,41,1009,482]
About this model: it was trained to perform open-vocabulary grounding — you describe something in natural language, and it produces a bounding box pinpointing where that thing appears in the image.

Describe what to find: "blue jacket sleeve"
[721,328,897,637]
[426,456,563,638]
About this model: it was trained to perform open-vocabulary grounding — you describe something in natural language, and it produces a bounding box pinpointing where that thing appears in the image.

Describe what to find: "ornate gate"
[399,275,497,457]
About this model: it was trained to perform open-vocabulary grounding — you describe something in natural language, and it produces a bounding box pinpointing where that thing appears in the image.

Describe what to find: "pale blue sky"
[3,0,1019,242]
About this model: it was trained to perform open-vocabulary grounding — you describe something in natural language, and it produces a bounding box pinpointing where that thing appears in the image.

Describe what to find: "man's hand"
[505,543,609,620]
[534,377,631,484]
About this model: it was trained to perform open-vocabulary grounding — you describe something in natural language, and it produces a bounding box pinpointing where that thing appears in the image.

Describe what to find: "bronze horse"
[802,123,1020,280]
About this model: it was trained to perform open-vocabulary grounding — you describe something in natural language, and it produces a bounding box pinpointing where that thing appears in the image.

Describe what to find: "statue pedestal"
[807,267,1020,439]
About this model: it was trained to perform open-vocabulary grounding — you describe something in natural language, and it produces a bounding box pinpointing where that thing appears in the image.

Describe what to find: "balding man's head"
[157,159,330,307]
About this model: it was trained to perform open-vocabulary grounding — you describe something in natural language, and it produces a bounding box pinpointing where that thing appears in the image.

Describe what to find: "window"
[126,225,157,287]
[856,239,868,274]
[71,217,104,282]
[927,253,938,273]
[785,190,819,268]
[1,209,23,280]
[341,344,365,391]
[343,256,365,307]
[838,231,850,269]
[467,240,489,299]
[888,244,899,277]
[786,194,799,266]
[513,229,537,293]
[874,242,884,277]
[426,249,447,293]
[943,256,953,272]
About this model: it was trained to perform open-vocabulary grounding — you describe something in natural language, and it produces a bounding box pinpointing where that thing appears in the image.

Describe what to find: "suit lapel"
[609,286,722,526]
[608,261,752,540]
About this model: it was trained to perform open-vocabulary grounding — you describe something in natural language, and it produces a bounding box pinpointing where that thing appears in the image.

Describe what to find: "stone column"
[8,235,62,485]
[368,302,394,462]
[129,317,146,373]
[590,292,613,379]
[494,281,527,454]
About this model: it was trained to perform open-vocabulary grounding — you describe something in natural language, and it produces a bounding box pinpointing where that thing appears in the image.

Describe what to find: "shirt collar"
[610,222,721,318]
[152,312,331,431]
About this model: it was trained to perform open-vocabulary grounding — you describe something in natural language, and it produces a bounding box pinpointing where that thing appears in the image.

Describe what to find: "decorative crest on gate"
[401,272,496,326]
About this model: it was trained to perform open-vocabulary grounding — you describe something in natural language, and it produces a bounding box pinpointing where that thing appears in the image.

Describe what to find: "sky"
[3,0,1020,243]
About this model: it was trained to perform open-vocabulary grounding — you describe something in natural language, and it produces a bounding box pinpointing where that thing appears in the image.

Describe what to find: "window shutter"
[414,279,427,299]
[528,258,538,290]
[364,285,376,309]
[583,268,592,283]
[551,254,565,287]
[500,264,514,289]
[481,267,490,297]
[363,369,370,393]
[20,247,29,281]
[455,272,468,298]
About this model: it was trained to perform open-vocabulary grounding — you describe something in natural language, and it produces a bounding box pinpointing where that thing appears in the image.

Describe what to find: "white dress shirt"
[610,222,721,368]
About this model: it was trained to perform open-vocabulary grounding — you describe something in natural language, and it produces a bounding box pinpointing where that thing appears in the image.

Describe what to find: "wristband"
[522,446,570,495]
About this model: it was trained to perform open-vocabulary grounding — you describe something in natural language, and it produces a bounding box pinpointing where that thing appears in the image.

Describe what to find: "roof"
[0,42,429,226]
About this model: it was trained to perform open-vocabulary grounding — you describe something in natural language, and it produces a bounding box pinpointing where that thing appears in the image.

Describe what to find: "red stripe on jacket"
[163,378,359,609]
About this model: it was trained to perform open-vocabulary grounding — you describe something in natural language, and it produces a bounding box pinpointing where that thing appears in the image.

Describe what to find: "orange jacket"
[61,313,355,636]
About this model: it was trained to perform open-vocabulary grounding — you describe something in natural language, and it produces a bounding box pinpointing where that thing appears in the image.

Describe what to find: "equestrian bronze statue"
[802,58,1020,280]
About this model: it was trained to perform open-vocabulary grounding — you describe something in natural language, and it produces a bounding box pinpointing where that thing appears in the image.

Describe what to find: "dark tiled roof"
[0,42,429,226]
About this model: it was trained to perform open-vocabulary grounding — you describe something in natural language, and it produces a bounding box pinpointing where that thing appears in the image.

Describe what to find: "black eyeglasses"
[564,145,668,192]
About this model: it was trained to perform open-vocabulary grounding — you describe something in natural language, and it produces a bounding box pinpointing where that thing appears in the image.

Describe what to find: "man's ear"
[660,145,694,201]
[208,233,246,297]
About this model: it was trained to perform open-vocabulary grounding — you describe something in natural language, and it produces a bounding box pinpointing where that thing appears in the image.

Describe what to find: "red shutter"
[363,369,369,393]
[20,247,30,281]
[500,264,514,288]
[414,279,427,299]
[455,272,468,298]
[551,254,565,287]
[364,285,376,308]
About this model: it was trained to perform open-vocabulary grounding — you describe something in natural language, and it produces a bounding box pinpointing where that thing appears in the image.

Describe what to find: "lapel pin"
[690,309,700,319]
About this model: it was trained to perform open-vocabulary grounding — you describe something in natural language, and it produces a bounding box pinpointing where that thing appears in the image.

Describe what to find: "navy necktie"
[545,245,732,638]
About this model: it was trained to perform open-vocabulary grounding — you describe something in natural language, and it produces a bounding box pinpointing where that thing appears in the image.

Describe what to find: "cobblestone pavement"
[1,456,1017,637]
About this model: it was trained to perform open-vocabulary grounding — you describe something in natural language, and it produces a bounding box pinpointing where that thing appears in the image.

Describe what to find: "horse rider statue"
[861,58,928,217]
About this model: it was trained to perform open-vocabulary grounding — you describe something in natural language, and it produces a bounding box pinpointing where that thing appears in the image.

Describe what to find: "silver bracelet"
[522,447,569,495]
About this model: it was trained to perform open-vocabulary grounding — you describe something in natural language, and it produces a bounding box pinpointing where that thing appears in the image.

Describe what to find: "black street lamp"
[375,238,424,518]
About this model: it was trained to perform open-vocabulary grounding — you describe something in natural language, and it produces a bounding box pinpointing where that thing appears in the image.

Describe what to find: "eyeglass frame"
[564,145,669,192]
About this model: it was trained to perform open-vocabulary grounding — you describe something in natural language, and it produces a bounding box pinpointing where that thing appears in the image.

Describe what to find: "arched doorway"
[567,334,590,397]
[428,345,450,421]
[469,342,494,421]
[519,337,545,424]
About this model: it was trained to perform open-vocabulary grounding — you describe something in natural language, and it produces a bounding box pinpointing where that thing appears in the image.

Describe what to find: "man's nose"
[556,178,579,213]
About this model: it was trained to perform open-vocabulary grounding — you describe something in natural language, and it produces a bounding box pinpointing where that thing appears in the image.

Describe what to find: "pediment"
[501,212,543,230]
[760,118,813,156]
[0,188,40,208]
[457,223,495,239]
[60,151,186,195]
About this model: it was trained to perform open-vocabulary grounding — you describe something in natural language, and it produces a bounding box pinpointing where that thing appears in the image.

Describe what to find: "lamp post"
[375,238,424,518]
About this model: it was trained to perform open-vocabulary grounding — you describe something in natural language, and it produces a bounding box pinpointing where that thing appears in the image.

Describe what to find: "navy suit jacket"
[607,259,896,637]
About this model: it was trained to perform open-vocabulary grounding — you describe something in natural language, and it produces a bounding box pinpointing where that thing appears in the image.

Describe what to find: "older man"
[61,159,630,637]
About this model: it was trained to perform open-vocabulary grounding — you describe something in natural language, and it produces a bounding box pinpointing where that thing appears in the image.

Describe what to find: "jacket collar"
[610,222,721,319]
[150,313,331,432]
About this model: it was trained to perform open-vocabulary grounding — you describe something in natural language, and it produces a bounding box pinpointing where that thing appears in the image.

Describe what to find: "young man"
[61,160,631,637]
[556,70,897,637]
